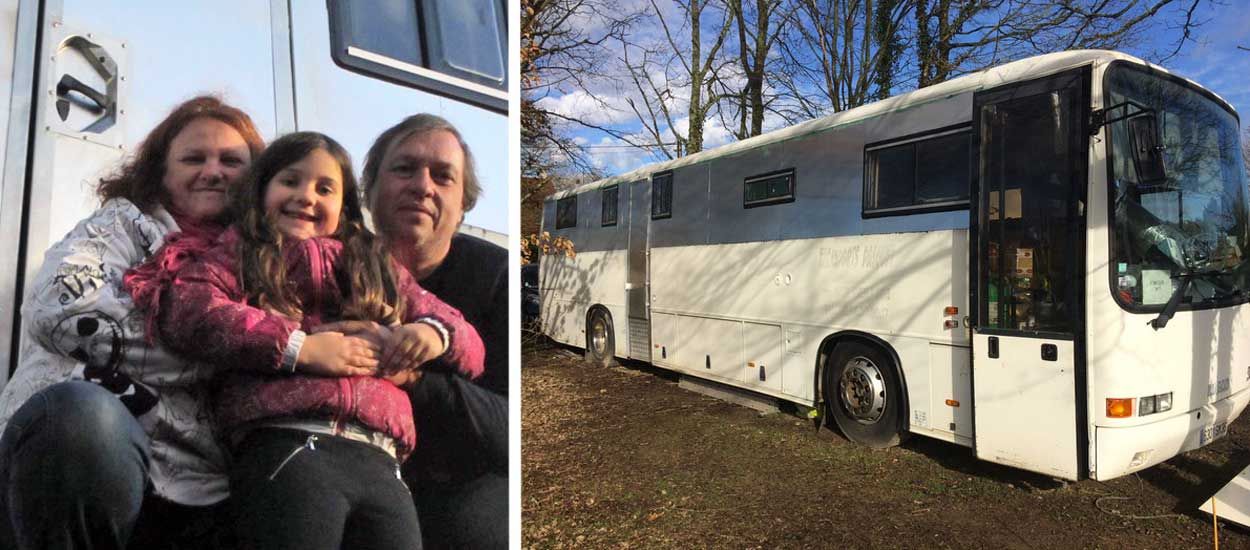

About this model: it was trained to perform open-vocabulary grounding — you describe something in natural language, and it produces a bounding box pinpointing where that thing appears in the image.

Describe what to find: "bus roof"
[552,49,1232,201]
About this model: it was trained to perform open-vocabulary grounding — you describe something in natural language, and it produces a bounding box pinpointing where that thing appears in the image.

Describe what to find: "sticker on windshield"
[1141,269,1172,305]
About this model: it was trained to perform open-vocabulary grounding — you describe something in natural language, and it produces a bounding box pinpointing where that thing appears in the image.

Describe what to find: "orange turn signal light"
[945,399,960,407]
[944,306,959,316]
[1106,398,1134,418]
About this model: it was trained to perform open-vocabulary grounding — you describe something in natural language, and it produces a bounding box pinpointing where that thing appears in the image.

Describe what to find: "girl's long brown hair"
[231,132,403,324]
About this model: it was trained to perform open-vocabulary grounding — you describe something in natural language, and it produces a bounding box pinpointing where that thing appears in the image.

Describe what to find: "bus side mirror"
[1129,114,1167,184]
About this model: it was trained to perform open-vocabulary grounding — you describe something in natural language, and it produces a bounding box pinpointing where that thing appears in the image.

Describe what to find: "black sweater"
[405,233,508,482]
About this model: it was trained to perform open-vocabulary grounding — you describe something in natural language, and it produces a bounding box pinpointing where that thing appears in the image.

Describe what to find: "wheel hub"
[839,356,886,424]
[591,317,607,355]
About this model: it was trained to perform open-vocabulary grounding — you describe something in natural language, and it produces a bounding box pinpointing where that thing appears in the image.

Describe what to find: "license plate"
[1200,421,1228,446]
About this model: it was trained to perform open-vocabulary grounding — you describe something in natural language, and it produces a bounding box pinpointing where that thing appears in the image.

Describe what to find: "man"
[340,114,508,548]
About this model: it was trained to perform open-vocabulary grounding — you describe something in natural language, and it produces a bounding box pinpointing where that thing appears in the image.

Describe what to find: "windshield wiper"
[1149,272,1192,330]
[1149,268,1244,330]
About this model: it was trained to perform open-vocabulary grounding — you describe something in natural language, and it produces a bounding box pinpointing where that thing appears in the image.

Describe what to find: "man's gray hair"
[361,113,481,212]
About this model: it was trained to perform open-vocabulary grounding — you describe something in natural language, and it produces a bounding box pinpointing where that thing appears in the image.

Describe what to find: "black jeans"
[229,428,421,550]
[413,472,508,549]
[0,381,229,549]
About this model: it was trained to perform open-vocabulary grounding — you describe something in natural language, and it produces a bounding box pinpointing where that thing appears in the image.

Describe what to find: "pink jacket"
[126,228,484,460]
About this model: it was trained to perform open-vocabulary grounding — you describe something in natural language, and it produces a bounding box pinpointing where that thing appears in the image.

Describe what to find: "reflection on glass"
[980,83,1079,334]
[1107,64,1250,309]
[431,0,505,82]
[344,0,422,66]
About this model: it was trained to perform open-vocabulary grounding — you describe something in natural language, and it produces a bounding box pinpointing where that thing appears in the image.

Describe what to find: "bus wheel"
[823,342,905,448]
[585,309,615,367]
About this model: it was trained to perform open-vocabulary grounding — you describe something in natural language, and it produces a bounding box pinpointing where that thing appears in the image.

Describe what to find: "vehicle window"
[556,196,577,229]
[864,129,971,216]
[602,185,619,226]
[328,0,507,114]
[652,172,672,219]
[744,169,795,208]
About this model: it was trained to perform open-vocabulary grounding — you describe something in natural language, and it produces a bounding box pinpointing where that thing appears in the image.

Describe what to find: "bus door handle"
[987,336,999,358]
[52,35,119,132]
[56,74,107,117]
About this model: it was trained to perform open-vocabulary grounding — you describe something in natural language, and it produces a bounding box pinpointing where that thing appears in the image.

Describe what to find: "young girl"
[127,131,484,549]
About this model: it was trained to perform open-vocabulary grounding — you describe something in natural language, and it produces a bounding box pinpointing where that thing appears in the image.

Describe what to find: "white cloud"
[535,90,634,126]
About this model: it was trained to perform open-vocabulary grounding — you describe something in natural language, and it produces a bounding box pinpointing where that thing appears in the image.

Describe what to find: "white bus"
[0,0,509,381]
[539,50,1250,481]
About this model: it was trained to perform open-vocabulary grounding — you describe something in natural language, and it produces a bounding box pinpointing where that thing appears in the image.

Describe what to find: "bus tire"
[585,308,616,367]
[823,341,906,448]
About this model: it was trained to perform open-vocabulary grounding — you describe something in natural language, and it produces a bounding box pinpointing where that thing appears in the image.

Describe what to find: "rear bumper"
[1093,385,1250,481]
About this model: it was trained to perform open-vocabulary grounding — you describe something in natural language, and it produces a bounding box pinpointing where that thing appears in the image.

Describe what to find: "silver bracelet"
[281,329,306,373]
[414,318,449,356]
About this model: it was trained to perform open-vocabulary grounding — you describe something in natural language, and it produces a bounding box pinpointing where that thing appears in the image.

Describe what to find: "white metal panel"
[287,3,506,235]
[0,0,19,164]
[972,334,1079,479]
[743,322,782,392]
[927,344,972,442]
[678,316,742,382]
[0,0,30,382]
[650,231,968,344]
[651,312,678,367]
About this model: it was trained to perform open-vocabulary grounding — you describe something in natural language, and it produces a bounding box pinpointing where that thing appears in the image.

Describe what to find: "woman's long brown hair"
[231,132,403,324]
[97,95,264,214]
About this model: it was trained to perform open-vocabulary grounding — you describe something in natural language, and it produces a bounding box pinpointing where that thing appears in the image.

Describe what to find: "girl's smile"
[263,148,344,239]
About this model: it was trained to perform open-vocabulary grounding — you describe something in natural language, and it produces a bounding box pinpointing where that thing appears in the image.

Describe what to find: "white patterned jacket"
[0,198,227,505]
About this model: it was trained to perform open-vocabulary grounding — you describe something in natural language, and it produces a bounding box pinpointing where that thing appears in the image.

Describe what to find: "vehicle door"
[971,67,1090,480]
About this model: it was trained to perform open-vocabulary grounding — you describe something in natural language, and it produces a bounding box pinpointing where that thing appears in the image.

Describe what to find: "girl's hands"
[378,322,445,376]
[309,320,445,383]
[295,332,380,377]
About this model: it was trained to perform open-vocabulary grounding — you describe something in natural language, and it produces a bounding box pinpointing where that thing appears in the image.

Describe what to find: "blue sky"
[1152,2,1250,132]
[538,1,1250,179]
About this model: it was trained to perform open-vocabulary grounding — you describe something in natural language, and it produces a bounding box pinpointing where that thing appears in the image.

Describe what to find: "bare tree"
[722,0,790,139]
[913,0,1206,88]
[621,0,736,158]
[522,0,643,177]
[778,0,913,117]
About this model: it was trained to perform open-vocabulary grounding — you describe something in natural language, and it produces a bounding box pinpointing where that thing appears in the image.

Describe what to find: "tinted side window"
[916,133,971,203]
[329,0,507,114]
[602,185,619,226]
[651,172,672,219]
[864,129,971,216]
[556,196,577,229]
[743,169,795,208]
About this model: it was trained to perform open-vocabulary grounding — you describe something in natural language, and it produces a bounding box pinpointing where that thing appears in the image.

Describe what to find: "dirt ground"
[522,336,1250,549]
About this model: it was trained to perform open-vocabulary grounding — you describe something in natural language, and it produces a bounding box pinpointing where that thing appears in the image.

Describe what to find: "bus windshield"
[1107,64,1250,310]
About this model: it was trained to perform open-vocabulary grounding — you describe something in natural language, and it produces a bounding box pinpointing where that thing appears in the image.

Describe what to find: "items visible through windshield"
[1107,64,1250,309]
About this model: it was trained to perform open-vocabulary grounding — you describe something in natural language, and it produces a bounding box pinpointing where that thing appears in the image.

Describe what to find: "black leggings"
[229,428,421,550]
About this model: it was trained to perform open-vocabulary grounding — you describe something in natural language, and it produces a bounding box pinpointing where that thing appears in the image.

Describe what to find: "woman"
[0,96,265,549]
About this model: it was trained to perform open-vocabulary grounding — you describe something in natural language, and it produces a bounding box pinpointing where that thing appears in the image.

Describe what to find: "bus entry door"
[971,68,1088,480]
